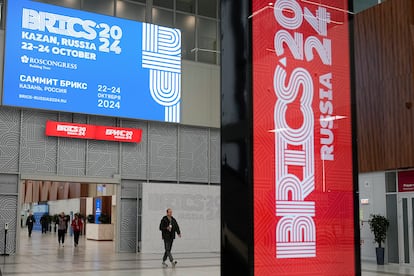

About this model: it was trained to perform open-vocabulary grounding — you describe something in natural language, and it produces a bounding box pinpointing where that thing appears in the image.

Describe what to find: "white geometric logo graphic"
[142,23,181,123]
[21,55,29,63]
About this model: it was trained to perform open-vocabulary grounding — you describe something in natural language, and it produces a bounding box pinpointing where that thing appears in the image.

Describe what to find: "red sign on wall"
[252,0,355,275]
[398,171,414,192]
[45,121,95,139]
[45,121,142,143]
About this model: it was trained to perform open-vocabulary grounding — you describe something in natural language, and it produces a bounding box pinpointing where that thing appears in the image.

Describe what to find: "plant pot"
[376,247,385,265]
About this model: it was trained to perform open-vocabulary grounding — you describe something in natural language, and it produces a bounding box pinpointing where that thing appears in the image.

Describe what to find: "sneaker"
[172,260,177,267]
[162,262,168,268]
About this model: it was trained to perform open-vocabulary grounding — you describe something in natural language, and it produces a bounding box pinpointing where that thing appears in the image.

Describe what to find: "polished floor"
[0,230,413,275]
[0,230,219,276]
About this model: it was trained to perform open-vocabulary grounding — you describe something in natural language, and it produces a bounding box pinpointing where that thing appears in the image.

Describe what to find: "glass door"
[398,193,414,264]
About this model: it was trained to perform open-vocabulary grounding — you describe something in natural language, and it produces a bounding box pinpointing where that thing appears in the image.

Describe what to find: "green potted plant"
[368,214,389,265]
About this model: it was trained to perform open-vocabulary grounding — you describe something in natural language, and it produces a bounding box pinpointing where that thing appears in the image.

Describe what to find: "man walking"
[26,212,35,237]
[57,212,68,247]
[159,208,181,267]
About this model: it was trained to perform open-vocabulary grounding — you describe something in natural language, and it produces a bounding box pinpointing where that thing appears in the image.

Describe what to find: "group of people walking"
[25,212,83,247]
[27,208,183,268]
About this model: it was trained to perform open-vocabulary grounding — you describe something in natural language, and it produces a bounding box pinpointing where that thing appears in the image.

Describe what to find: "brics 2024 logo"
[142,23,181,123]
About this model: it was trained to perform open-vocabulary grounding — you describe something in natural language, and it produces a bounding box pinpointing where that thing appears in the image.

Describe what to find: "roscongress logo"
[21,55,78,70]
[21,55,29,63]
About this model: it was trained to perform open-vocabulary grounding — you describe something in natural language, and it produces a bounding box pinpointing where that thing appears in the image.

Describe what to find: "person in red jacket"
[71,213,83,247]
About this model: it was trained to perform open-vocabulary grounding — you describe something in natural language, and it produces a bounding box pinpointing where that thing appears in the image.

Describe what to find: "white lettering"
[61,38,97,50]
[22,31,58,44]
[105,129,133,140]
[56,125,86,136]
[273,0,333,259]
[44,86,67,93]
[274,64,316,259]
[51,47,96,60]
[319,73,334,161]
[20,75,58,85]
[59,80,87,89]
[22,8,97,40]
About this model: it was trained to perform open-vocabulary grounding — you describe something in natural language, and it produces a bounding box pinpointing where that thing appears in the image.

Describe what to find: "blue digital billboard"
[95,198,101,224]
[3,0,182,122]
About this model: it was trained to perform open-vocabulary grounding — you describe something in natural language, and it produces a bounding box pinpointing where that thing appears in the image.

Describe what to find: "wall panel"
[210,129,220,184]
[119,179,139,252]
[120,120,147,179]
[0,107,19,173]
[181,61,220,128]
[0,195,17,254]
[87,139,119,177]
[179,125,208,183]
[20,110,58,173]
[141,182,220,253]
[148,122,178,181]
[355,0,414,172]
[119,198,138,252]
[59,138,87,176]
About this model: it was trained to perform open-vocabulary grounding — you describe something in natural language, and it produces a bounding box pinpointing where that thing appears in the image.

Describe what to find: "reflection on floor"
[0,230,413,275]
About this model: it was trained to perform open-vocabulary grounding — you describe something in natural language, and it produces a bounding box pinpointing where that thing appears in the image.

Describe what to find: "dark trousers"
[162,239,174,262]
[28,225,33,237]
[73,231,80,245]
[58,229,66,244]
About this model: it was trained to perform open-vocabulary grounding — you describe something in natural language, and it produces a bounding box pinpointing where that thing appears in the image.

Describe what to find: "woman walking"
[71,214,83,247]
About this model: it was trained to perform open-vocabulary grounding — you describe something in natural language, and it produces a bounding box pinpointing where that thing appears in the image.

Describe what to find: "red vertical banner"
[252,0,356,275]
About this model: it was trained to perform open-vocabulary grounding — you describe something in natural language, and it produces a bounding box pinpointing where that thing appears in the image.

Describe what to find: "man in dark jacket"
[159,208,181,267]
[40,213,49,234]
[26,212,35,237]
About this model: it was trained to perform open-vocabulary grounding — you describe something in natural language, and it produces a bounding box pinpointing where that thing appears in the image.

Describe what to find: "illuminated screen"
[95,198,101,224]
[252,0,356,274]
[3,0,181,123]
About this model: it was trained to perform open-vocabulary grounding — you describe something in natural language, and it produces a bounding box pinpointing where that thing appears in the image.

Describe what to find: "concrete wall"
[181,61,220,128]
[141,183,220,253]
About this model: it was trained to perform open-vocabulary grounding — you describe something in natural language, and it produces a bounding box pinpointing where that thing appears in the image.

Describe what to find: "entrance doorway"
[19,179,118,253]
[398,192,414,264]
